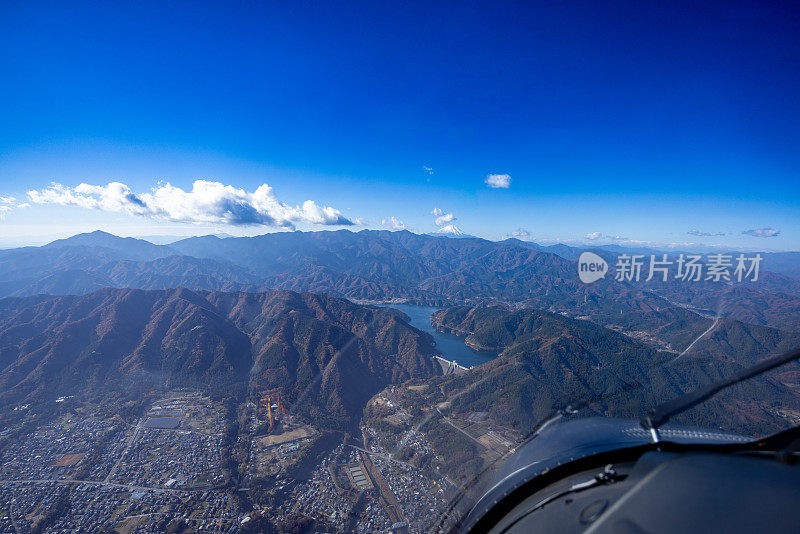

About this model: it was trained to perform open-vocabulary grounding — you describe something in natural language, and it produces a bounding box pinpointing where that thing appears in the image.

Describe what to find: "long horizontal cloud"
[687,229,726,237]
[585,232,626,241]
[742,227,780,238]
[27,180,353,228]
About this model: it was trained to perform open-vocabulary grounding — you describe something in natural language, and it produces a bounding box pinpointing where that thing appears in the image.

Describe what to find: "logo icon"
[578,252,608,284]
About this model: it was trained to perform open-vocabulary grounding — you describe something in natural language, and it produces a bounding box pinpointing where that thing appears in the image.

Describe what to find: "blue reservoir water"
[381,304,498,368]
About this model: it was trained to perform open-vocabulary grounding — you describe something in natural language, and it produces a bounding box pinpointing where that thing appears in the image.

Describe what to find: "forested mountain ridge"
[426,306,800,437]
[0,288,440,430]
[433,305,800,365]
[2,229,800,334]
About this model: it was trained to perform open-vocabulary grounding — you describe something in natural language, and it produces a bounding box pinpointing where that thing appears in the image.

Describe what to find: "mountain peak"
[46,230,145,247]
[428,225,476,238]
[436,224,464,235]
[43,230,176,261]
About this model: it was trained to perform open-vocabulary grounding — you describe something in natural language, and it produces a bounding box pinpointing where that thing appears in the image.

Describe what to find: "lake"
[380,303,498,368]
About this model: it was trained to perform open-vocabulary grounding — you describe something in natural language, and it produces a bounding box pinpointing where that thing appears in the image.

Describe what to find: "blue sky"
[1,0,799,248]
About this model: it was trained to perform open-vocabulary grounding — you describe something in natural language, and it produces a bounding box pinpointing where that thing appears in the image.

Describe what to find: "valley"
[1,231,800,532]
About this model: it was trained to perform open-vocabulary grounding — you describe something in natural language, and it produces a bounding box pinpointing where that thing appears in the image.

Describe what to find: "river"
[379,304,498,368]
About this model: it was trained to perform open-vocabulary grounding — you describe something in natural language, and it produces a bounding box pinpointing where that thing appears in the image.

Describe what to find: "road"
[348,443,458,491]
[0,478,193,494]
[360,452,405,525]
[346,444,417,470]
[121,513,233,525]
[105,416,144,483]
[8,498,21,534]
[668,316,721,365]
[436,408,487,449]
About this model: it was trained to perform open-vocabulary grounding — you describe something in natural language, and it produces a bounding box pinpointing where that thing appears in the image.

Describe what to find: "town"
[0,392,240,533]
[0,386,488,533]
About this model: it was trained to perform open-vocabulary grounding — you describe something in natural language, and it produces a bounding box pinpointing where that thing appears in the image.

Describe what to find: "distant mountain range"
[1,230,798,334]
[0,288,440,430]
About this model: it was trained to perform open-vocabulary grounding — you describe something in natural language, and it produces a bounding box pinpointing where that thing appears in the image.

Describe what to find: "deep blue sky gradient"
[1,1,799,247]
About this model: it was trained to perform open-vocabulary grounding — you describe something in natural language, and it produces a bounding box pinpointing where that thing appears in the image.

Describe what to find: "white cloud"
[27,180,353,229]
[507,228,532,240]
[585,232,627,241]
[0,195,30,217]
[485,173,511,189]
[431,207,456,226]
[687,229,726,237]
[743,227,780,238]
[381,216,407,230]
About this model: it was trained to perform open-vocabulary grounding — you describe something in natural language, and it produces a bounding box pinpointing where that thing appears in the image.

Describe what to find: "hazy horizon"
[2,227,797,254]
